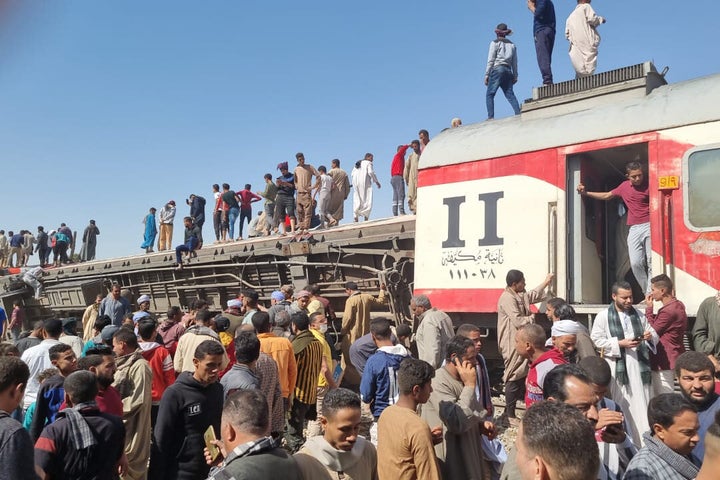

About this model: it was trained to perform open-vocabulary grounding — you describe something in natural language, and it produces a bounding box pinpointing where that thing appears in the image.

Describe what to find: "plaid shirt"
[623,433,700,480]
[207,437,279,480]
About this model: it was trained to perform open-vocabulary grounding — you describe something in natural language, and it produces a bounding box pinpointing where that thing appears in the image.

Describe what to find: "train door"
[567,142,649,305]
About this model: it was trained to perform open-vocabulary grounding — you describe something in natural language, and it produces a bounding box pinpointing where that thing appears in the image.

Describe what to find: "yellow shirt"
[310,328,332,388]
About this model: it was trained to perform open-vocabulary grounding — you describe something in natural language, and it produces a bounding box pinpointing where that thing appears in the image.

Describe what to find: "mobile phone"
[604,424,622,435]
[633,336,643,342]
[204,426,220,462]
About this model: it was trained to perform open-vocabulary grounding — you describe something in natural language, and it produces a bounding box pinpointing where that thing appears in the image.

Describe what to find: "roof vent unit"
[522,61,667,117]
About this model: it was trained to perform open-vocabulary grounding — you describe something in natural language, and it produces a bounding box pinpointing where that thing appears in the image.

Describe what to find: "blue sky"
[1,1,718,260]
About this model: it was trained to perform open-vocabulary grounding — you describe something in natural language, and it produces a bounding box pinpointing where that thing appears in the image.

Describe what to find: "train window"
[684,147,720,231]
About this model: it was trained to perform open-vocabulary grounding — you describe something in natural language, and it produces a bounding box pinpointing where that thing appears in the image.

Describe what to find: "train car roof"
[420,71,720,169]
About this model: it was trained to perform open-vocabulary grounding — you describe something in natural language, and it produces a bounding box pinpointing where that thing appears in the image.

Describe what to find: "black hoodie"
[148,371,223,480]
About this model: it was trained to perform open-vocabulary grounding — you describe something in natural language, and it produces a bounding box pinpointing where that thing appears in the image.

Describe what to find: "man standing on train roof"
[141,207,157,254]
[485,23,522,119]
[391,144,410,216]
[418,129,430,153]
[566,0,606,78]
[80,219,100,262]
[187,193,206,248]
[527,0,556,85]
[275,162,297,235]
[294,152,320,235]
[577,159,651,294]
[328,159,351,223]
[404,139,421,215]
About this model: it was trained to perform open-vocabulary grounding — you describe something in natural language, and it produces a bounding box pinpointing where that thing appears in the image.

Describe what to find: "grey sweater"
[0,412,38,480]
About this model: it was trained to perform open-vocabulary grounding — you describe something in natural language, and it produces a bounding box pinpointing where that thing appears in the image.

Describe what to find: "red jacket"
[646,299,688,370]
[526,348,567,407]
[237,190,262,210]
[140,342,176,403]
[391,145,410,177]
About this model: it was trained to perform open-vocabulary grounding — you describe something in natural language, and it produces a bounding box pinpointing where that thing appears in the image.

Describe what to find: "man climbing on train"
[577,160,651,294]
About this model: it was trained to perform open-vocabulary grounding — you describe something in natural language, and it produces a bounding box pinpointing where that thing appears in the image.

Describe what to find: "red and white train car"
[414,63,720,357]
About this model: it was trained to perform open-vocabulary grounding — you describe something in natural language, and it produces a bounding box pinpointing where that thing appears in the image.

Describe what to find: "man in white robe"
[591,281,658,446]
[565,0,606,77]
[351,153,381,222]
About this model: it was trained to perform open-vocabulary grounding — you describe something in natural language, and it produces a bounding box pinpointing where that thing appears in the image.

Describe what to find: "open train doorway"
[567,142,649,305]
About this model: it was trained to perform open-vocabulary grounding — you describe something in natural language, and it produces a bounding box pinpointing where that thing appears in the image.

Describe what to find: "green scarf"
[606,306,651,386]
[292,329,317,355]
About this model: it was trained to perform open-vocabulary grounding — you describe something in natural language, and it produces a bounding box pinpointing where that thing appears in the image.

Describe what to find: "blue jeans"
[176,236,199,264]
[628,222,652,294]
[486,66,521,119]
[534,26,555,85]
[227,206,239,239]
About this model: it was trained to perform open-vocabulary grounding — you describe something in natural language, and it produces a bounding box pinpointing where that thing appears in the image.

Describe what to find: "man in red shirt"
[646,273,687,396]
[77,347,124,417]
[515,323,567,407]
[390,144,411,216]
[138,318,176,427]
[236,184,262,240]
[577,160,651,293]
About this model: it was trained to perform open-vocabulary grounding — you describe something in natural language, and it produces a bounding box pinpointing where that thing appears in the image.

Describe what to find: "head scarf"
[551,320,581,337]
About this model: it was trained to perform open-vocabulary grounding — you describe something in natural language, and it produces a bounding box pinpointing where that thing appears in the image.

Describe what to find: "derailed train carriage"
[0,217,416,331]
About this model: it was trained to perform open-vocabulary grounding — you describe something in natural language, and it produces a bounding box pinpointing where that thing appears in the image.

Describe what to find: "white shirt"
[20,339,62,408]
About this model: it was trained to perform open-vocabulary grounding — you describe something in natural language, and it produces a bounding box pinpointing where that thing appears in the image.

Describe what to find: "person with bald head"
[515,323,567,407]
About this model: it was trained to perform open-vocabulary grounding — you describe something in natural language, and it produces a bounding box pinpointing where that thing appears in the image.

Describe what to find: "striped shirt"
[292,330,324,404]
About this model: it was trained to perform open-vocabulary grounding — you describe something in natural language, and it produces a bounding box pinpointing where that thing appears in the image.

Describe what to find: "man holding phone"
[590,281,659,446]
[421,336,495,479]
[579,356,638,480]
[149,340,225,480]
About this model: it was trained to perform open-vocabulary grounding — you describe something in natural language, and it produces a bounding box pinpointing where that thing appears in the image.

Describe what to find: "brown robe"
[328,167,350,221]
[497,286,545,382]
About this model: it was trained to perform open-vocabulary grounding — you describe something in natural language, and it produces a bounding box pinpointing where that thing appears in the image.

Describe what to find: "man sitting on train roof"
[577,160,651,295]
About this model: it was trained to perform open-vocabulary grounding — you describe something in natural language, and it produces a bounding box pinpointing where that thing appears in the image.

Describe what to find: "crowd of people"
[137,129,434,269]
[485,0,606,119]
[0,222,99,270]
[1,266,720,480]
[1,124,436,275]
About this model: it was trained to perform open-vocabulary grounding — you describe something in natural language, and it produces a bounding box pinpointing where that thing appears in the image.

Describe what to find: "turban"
[551,320,581,337]
[227,299,242,309]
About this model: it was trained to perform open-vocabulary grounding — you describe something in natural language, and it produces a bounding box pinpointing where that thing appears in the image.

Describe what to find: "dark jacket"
[646,299,688,370]
[207,444,301,480]
[0,412,37,480]
[189,196,206,223]
[220,364,260,400]
[360,345,410,418]
[149,371,223,480]
[34,407,125,480]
